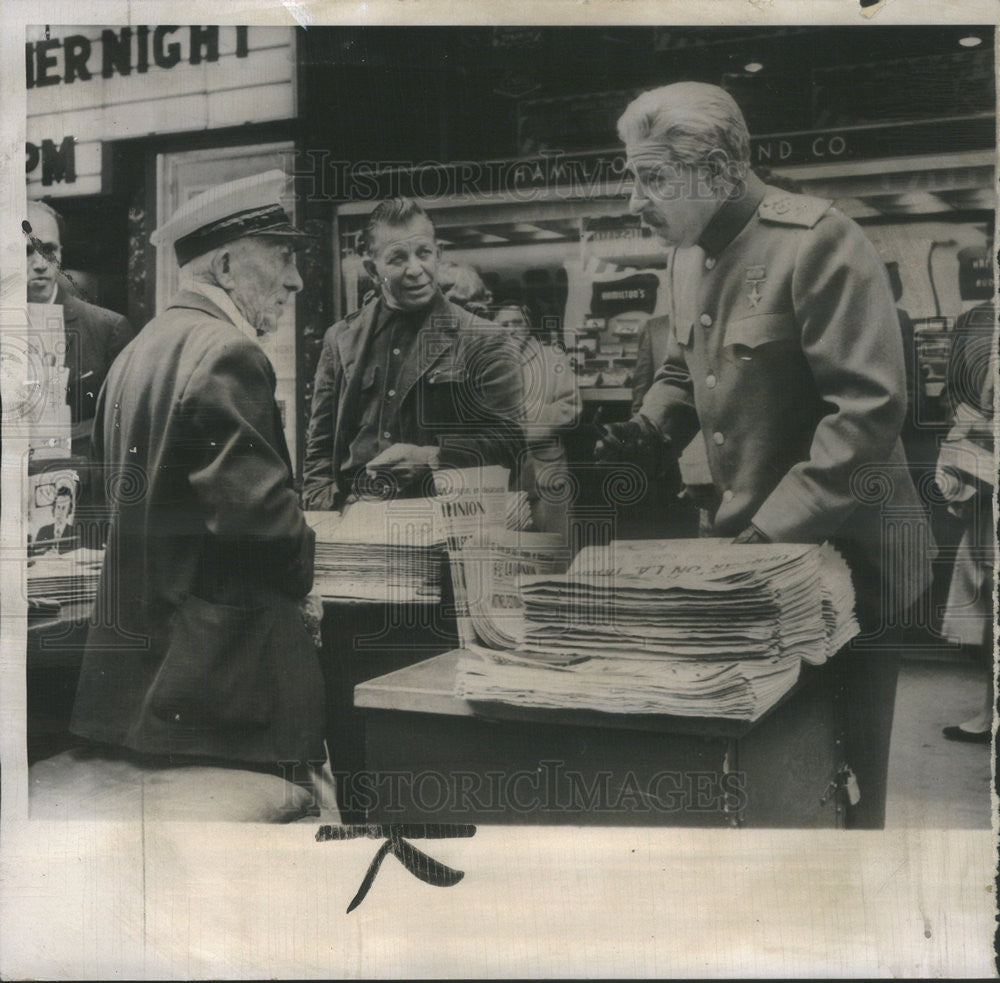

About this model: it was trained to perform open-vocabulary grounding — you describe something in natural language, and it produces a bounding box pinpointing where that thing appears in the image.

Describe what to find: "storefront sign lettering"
[25,138,76,186]
[753,134,849,164]
[26,26,249,87]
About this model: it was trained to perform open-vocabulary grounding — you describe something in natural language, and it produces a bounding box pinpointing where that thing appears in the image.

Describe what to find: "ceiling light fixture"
[744,61,764,73]
[958,35,982,47]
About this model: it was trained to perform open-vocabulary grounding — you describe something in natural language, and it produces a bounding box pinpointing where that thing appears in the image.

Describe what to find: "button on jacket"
[639,173,934,627]
[303,291,525,510]
[338,304,424,478]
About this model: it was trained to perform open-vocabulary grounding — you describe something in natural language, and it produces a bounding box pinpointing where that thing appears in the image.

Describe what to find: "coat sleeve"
[435,330,526,476]
[183,338,314,598]
[630,324,655,417]
[301,326,342,510]
[751,213,907,542]
[635,325,701,452]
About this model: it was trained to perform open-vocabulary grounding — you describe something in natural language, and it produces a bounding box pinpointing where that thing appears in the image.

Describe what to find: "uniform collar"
[697,171,767,259]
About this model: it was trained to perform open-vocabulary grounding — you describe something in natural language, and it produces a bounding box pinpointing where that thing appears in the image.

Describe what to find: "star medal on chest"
[745,265,766,311]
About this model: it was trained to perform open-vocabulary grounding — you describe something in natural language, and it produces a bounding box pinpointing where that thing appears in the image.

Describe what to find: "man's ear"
[212,247,235,289]
[705,149,739,195]
[362,257,379,282]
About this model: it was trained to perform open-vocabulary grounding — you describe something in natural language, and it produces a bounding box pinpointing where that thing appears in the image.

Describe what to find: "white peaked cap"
[150,169,312,264]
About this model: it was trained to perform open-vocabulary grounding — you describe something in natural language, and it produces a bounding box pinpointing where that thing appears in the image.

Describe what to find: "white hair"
[179,248,219,285]
[178,239,263,286]
[617,82,751,181]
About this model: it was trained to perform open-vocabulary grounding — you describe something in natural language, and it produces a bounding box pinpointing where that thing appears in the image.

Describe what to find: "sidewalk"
[886,658,994,828]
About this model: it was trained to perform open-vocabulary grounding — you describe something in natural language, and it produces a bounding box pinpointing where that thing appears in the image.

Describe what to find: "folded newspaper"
[450,537,859,721]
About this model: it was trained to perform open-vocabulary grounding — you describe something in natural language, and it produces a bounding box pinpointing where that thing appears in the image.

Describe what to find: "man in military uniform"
[302,197,524,510]
[596,82,934,828]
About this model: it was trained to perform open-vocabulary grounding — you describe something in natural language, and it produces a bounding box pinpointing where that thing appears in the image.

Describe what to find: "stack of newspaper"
[306,500,446,603]
[454,539,859,721]
[306,466,514,604]
[450,528,570,650]
[26,548,104,607]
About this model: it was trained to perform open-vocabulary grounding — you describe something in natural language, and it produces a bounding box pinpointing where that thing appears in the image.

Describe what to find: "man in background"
[302,197,524,510]
[937,302,996,744]
[494,302,580,537]
[437,260,493,319]
[25,200,134,457]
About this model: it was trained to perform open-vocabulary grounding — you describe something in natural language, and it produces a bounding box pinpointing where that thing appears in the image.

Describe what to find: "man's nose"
[285,261,304,293]
[30,248,50,270]
[628,187,647,215]
[404,255,424,278]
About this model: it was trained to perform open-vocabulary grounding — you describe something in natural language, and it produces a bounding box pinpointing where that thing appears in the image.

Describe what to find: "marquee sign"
[26,25,295,197]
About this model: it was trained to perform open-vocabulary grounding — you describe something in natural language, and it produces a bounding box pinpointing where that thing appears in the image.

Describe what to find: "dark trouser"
[832,641,901,830]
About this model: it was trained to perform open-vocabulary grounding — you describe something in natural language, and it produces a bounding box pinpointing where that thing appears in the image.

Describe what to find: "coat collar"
[179,281,260,344]
[336,290,463,364]
[697,171,767,259]
[166,288,238,326]
[55,281,79,321]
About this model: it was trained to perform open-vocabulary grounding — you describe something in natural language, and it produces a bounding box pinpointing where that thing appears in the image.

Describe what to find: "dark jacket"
[70,291,324,764]
[302,291,525,510]
[30,521,78,555]
[56,282,134,445]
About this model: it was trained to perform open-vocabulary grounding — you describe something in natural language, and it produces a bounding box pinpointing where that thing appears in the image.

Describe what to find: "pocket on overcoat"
[149,594,276,730]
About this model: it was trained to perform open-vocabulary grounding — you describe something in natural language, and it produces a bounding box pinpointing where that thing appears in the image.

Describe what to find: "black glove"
[594,416,667,464]
[732,524,770,544]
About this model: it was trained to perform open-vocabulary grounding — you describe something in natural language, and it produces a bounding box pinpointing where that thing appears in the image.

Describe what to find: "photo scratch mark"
[281,0,315,28]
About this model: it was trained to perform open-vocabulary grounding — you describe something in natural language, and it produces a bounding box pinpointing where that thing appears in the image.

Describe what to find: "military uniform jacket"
[302,291,525,510]
[639,173,933,627]
[70,291,325,764]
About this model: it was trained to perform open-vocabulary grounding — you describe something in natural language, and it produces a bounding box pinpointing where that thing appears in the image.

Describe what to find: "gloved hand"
[732,524,770,544]
[593,415,667,464]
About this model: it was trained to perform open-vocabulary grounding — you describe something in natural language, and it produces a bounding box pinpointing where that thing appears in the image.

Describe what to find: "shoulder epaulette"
[758,193,833,229]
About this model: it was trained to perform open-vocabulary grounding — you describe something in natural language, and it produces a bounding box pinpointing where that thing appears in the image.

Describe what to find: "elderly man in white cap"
[66,171,331,818]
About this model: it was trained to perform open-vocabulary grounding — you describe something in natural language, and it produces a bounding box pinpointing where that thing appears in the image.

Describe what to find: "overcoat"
[639,174,935,629]
[70,291,325,764]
